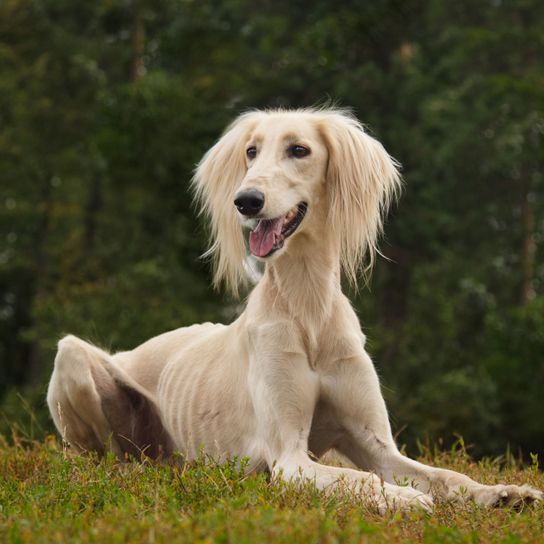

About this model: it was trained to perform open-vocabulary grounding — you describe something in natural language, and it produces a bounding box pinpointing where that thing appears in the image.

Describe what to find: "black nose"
[234,189,265,216]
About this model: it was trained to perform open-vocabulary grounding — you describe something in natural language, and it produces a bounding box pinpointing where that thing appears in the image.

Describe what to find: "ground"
[1,436,543,543]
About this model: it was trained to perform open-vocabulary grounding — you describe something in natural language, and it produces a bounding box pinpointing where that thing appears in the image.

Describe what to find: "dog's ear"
[192,112,261,296]
[319,112,402,287]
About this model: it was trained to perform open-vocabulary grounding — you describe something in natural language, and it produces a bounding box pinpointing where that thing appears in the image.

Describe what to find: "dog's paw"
[376,483,434,514]
[468,484,543,509]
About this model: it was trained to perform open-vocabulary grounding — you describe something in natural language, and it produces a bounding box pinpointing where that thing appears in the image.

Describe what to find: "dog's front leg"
[324,350,543,507]
[247,321,433,512]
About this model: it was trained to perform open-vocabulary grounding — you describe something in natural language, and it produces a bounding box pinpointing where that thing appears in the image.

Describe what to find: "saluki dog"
[47,108,542,512]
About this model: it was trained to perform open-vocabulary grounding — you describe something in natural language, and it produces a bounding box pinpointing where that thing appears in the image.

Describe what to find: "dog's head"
[193,109,401,294]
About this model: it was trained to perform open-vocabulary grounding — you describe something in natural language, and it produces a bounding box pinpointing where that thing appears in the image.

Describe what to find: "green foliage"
[1,0,543,458]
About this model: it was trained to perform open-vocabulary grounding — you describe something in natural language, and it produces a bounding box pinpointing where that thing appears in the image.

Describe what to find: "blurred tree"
[0,0,542,458]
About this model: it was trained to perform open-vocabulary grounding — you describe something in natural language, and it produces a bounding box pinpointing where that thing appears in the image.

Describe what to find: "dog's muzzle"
[248,202,307,258]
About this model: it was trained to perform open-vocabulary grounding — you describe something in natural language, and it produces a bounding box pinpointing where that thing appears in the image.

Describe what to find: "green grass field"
[1,435,543,543]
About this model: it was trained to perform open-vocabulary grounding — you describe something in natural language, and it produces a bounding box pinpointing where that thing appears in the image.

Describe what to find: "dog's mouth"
[248,202,307,258]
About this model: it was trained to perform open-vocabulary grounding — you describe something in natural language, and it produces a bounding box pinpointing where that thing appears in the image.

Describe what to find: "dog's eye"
[246,146,257,160]
[288,145,311,158]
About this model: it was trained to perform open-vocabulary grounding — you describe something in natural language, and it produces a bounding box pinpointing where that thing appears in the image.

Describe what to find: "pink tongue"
[249,216,285,257]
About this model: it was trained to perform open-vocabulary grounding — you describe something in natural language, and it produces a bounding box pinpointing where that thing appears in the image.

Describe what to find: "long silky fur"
[192,108,401,294]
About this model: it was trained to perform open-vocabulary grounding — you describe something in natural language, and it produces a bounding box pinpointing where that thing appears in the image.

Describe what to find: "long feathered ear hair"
[192,112,262,296]
[318,110,402,287]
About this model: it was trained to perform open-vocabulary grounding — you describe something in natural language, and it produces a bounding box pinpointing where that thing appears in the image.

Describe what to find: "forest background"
[1,0,543,461]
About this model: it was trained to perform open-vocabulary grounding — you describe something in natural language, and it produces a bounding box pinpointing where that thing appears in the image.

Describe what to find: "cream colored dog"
[47,109,542,512]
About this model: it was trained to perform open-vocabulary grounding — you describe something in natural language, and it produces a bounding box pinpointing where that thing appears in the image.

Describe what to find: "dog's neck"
[259,223,341,337]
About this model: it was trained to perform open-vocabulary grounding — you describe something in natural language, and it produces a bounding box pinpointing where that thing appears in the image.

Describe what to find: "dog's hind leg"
[47,336,121,455]
[47,335,172,459]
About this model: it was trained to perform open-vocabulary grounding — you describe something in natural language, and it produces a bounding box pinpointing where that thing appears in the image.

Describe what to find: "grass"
[0,435,543,543]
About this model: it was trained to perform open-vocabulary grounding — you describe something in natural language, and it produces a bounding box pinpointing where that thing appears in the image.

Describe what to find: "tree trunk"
[131,0,146,81]
[84,174,102,251]
[520,186,536,305]
[25,176,53,385]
